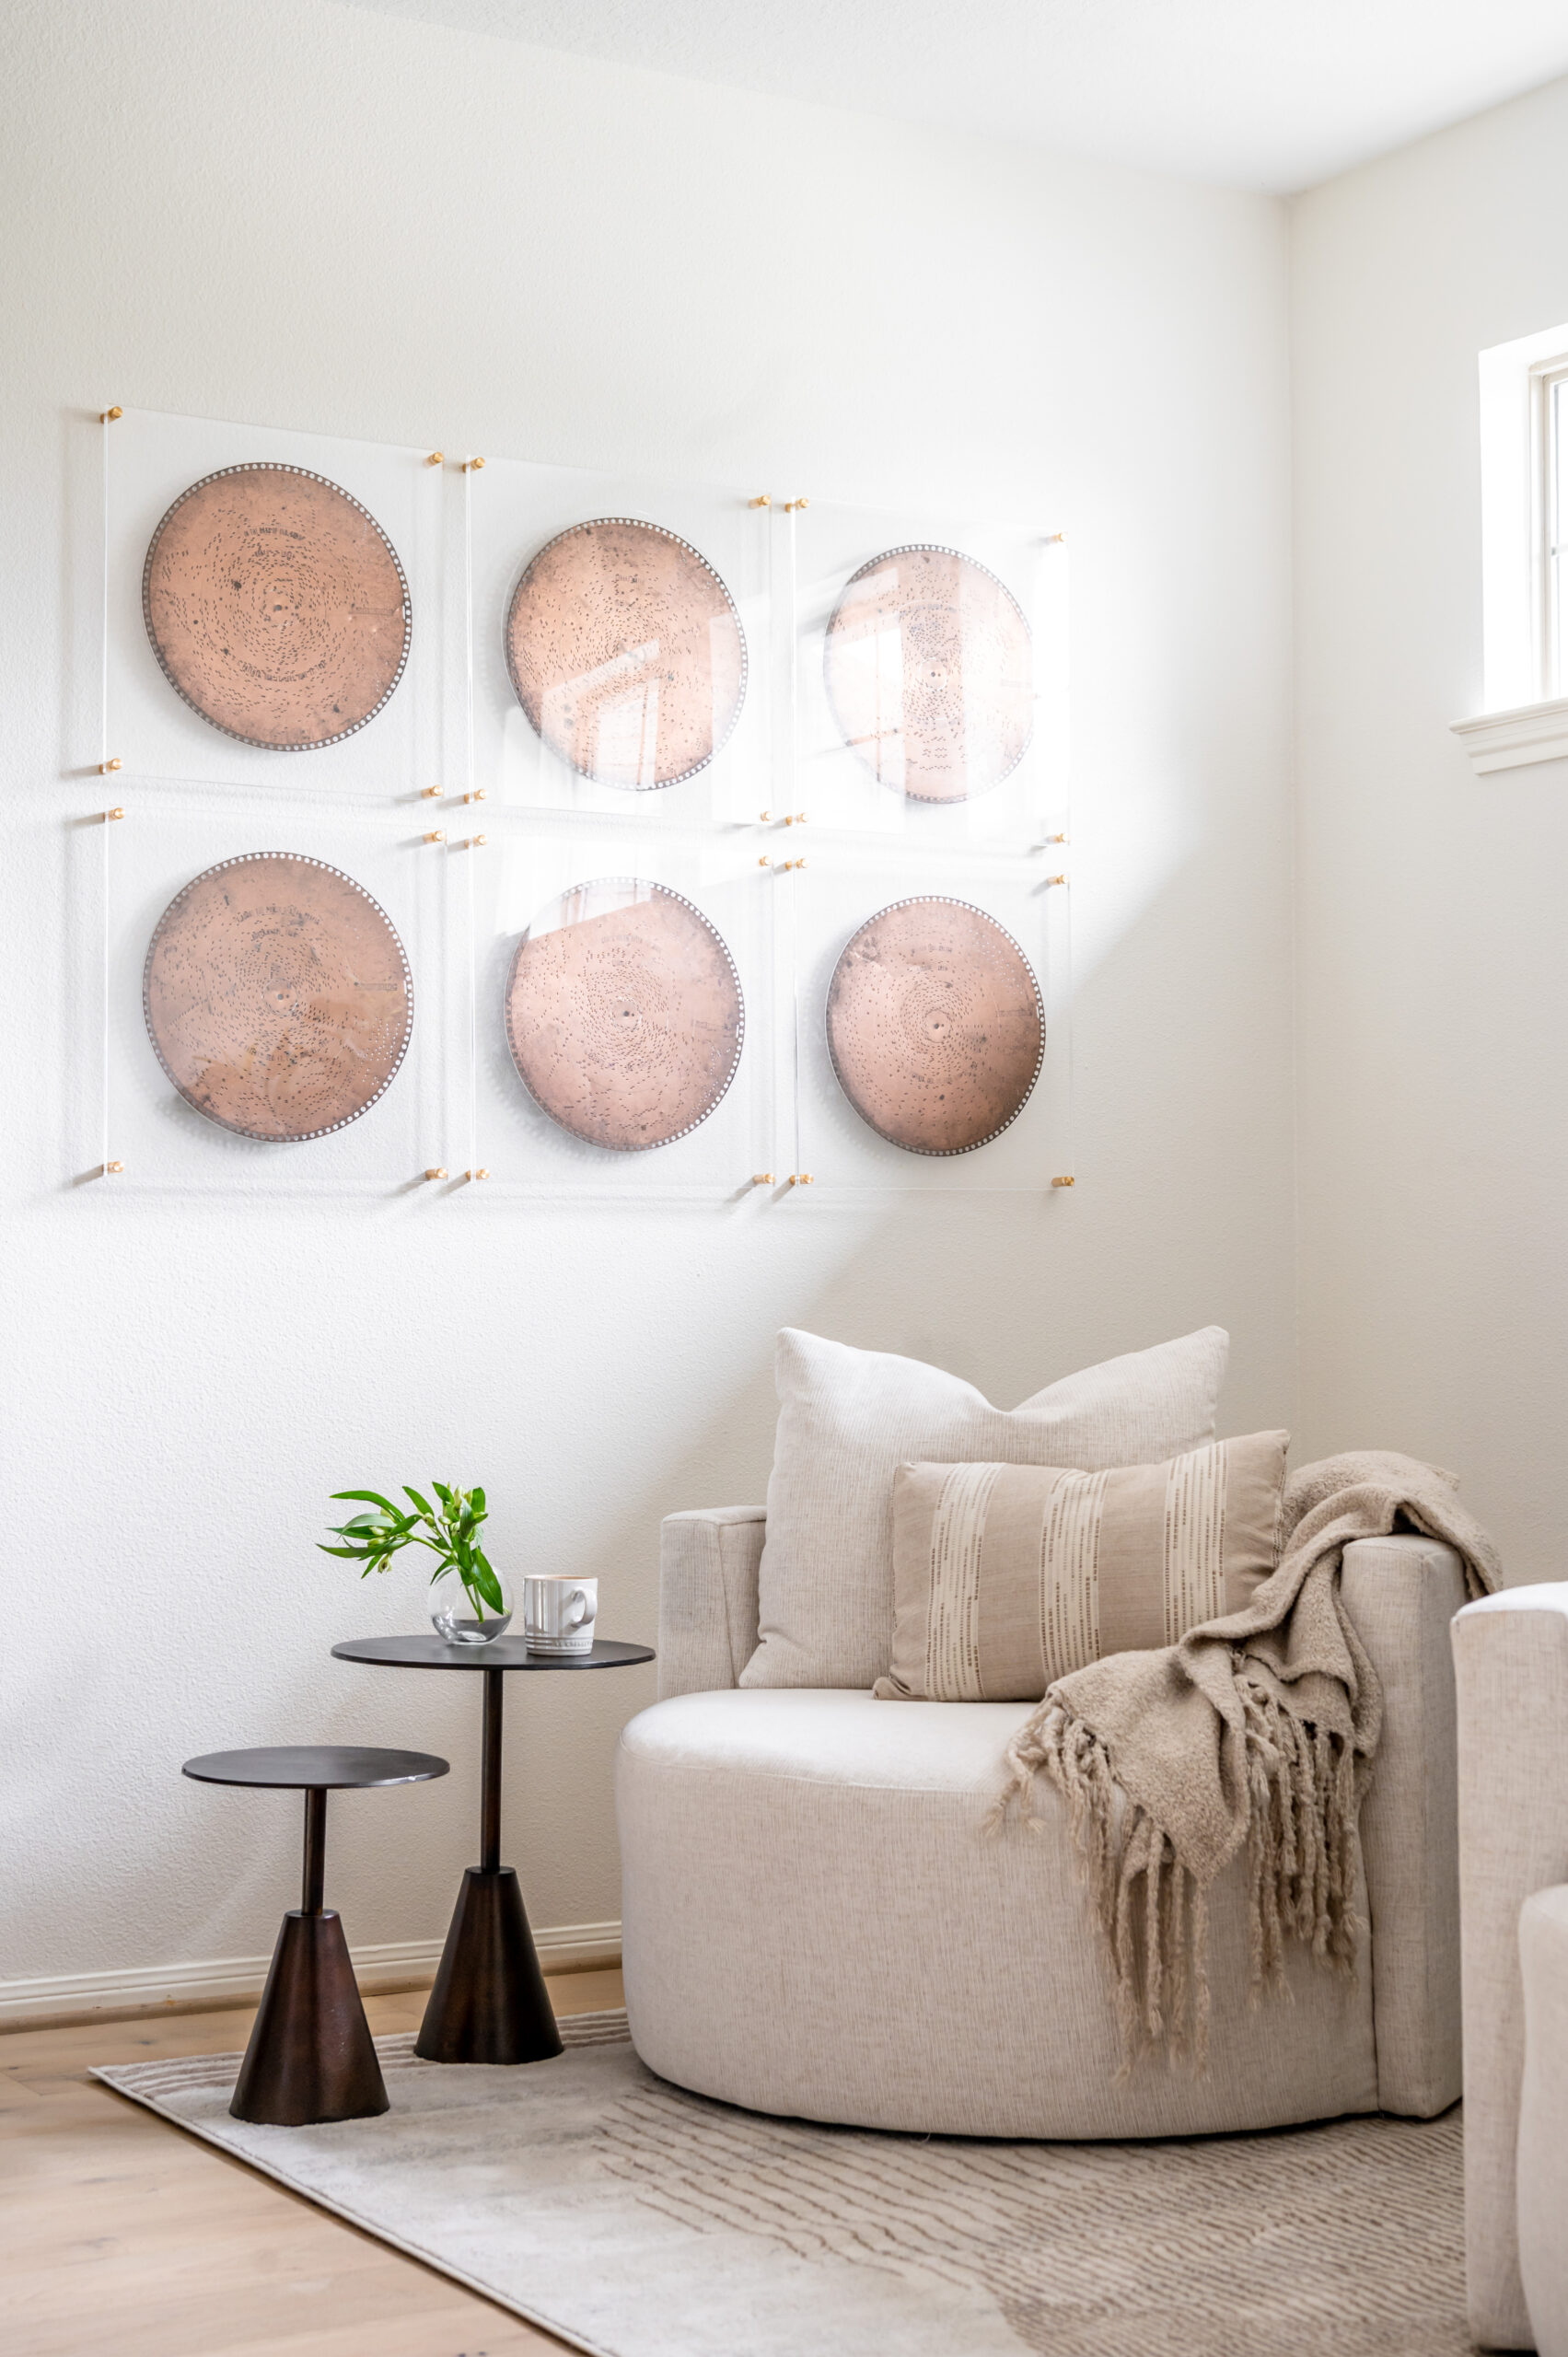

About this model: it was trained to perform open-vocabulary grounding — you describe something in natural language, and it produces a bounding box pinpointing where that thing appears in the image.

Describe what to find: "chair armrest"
[1342,1533,1468,2119]
[657,1508,766,1699]
[1453,1583,1568,2351]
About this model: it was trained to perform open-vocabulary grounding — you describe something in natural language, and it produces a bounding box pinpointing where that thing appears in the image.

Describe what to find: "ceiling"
[351,0,1568,192]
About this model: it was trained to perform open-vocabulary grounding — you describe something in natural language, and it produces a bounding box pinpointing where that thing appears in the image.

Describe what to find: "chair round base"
[231,1910,389,2126]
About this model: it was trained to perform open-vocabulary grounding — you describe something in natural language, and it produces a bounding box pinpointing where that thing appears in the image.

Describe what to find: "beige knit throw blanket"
[996,1451,1501,2073]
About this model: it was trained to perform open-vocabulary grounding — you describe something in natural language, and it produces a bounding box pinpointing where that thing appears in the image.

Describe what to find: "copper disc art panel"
[143,465,410,749]
[144,854,413,1142]
[505,519,747,790]
[823,544,1033,803]
[826,898,1043,1155]
[505,878,744,1151]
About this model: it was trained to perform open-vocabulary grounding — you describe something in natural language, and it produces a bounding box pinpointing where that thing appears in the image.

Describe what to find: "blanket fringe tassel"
[991,1678,1365,2078]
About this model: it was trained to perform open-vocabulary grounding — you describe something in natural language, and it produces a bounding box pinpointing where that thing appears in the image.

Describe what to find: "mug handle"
[563,1589,591,1631]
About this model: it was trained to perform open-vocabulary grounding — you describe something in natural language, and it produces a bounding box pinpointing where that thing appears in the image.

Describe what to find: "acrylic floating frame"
[98,406,446,804]
[453,808,778,1202]
[89,781,449,1195]
[461,456,773,830]
[774,837,1073,1196]
[785,498,1069,854]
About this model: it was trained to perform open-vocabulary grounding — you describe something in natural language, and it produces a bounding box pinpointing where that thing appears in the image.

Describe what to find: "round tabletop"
[182,1745,450,1790]
[331,1636,656,1674]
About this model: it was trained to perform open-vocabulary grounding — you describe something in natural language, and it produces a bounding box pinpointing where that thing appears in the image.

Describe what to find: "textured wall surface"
[0,0,1295,1985]
[1292,74,1568,1579]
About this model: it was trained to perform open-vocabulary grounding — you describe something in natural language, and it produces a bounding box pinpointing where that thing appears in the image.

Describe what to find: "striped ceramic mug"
[521,1574,598,1656]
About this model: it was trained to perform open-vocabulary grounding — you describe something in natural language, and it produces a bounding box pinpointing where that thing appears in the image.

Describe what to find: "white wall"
[0,0,1295,1993]
[1292,73,1568,1576]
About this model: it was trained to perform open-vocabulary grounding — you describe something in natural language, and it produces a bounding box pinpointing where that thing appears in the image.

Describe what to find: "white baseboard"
[0,1920,621,2029]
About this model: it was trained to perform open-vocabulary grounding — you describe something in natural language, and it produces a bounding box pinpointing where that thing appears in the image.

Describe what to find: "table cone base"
[416,1867,563,2065]
[230,1910,389,2126]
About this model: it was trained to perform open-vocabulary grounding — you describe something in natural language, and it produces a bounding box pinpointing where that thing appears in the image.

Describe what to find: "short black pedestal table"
[331,1636,655,2066]
[181,1745,449,2126]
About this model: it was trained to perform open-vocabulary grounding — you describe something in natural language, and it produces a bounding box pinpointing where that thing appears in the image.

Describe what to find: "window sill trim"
[1451,697,1568,774]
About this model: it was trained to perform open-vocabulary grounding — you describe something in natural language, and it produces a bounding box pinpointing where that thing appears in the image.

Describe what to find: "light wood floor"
[3,1970,624,2357]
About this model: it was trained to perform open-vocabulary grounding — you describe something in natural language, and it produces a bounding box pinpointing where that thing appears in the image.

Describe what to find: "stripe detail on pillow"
[877,1430,1288,1702]
[924,1461,1001,1701]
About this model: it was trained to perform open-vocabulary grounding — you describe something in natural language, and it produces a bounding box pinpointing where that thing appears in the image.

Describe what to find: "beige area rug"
[96,2010,1469,2357]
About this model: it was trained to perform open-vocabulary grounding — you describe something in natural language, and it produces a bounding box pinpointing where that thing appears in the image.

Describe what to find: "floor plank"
[2,1972,623,2357]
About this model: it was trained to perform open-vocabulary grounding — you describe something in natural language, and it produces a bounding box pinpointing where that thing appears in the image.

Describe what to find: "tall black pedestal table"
[331,1635,655,2065]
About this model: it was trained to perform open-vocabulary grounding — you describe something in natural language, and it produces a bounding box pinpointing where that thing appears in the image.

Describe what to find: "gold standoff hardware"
[1044,831,1068,844]
[100,407,122,424]
[784,811,807,825]
[422,784,444,799]
[758,854,772,867]
[425,451,444,466]
[752,1171,774,1185]
[1047,530,1066,544]
[424,1167,448,1181]
[1051,1175,1075,1188]
[749,494,772,508]
[758,808,771,822]
[466,1167,490,1180]
[99,758,122,774]
[470,833,487,847]
[1046,873,1067,887]
[424,830,447,844]
[103,1159,124,1175]
[105,806,123,822]
[463,457,485,471]
[784,496,809,512]
[787,1171,815,1186]
[462,789,487,803]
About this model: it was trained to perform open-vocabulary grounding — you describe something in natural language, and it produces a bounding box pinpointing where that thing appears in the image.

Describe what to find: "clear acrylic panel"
[457,808,777,1200]
[99,782,447,1194]
[465,458,772,829]
[102,407,444,802]
[788,500,1068,853]
[780,839,1072,1196]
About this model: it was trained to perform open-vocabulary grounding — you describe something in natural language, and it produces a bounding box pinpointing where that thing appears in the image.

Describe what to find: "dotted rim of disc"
[825,893,1044,1156]
[142,852,414,1143]
[504,517,749,792]
[504,876,746,1152]
[822,541,1035,805]
[141,462,412,752]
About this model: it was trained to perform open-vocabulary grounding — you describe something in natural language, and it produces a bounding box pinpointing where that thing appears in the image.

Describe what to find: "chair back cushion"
[877,1431,1287,1701]
[739,1326,1230,1689]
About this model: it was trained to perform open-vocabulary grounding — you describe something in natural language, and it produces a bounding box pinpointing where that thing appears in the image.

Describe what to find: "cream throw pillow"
[739,1326,1230,1690]
[875,1431,1288,1702]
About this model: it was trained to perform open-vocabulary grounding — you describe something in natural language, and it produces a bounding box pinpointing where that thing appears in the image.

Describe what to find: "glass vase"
[430,1569,514,1646]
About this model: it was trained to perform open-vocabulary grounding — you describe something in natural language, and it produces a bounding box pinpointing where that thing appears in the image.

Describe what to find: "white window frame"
[1532,357,1568,703]
[1452,319,1568,772]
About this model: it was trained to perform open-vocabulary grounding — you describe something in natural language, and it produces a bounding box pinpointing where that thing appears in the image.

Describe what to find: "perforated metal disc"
[505,518,747,789]
[505,877,744,1150]
[825,897,1043,1155]
[144,853,412,1141]
[823,543,1032,803]
[142,464,410,749]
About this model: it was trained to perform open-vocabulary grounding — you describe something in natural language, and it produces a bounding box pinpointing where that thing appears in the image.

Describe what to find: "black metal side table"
[331,1636,655,2066]
[182,1745,448,2126]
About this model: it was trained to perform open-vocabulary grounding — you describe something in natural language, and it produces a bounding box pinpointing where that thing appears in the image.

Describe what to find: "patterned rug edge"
[91,2010,635,2357]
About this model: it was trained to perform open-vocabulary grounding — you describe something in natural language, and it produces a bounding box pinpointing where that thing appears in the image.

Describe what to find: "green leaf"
[331,1490,400,1515]
[403,1485,435,1520]
[318,1544,365,1559]
[470,1557,505,1615]
[471,1486,486,1515]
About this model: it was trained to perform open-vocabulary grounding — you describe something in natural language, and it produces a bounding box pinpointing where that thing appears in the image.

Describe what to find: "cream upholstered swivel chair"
[616,1508,1471,2142]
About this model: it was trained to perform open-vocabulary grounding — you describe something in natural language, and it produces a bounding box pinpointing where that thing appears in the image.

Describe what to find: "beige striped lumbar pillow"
[874,1432,1289,1702]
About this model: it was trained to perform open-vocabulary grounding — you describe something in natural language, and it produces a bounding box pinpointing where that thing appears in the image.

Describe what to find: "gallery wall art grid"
[86,405,1073,1200]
